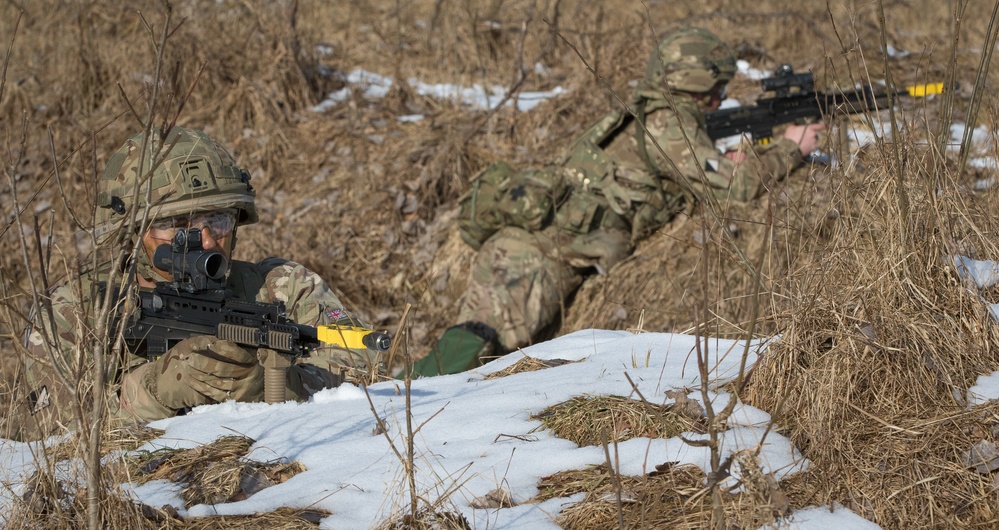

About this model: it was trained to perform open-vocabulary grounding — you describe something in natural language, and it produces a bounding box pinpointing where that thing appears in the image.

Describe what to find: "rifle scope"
[152,228,228,291]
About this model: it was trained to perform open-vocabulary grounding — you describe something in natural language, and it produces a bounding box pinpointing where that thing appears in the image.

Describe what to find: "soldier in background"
[23,127,377,433]
[412,27,824,376]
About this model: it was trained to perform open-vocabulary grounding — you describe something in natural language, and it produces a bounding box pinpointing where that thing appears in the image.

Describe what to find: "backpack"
[457,161,567,250]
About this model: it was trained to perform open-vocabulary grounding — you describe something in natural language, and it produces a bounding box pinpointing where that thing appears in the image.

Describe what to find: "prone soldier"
[412,28,824,376]
[23,127,381,434]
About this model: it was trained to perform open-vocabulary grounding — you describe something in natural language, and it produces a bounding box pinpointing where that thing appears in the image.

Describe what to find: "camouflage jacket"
[23,256,363,415]
[551,91,801,273]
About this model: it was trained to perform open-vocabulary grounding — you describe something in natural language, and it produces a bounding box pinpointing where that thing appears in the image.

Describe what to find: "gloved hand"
[119,336,263,421]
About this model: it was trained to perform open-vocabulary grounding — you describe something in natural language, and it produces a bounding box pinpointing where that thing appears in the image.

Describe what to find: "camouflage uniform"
[22,127,376,434]
[413,28,802,376]
[24,259,369,427]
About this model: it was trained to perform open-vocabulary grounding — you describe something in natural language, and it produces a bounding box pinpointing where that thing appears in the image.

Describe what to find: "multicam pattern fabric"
[602,94,800,205]
[457,161,566,250]
[23,257,370,431]
[643,28,737,93]
[95,127,258,242]
[457,227,586,351]
[455,92,800,355]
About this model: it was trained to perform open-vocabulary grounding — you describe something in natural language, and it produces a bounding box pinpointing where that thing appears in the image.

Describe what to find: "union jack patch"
[325,308,346,321]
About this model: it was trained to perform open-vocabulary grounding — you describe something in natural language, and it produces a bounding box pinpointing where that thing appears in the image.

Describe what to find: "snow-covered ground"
[3,329,890,529]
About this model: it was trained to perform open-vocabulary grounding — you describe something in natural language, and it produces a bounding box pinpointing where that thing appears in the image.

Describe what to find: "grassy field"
[4,0,999,527]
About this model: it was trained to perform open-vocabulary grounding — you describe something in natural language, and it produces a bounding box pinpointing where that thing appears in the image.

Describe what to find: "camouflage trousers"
[457,226,587,352]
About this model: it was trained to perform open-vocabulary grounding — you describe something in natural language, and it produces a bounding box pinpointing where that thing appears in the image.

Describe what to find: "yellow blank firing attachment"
[317,325,392,351]
[906,83,945,97]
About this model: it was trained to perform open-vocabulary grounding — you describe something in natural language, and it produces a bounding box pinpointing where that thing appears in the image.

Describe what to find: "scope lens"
[200,252,228,280]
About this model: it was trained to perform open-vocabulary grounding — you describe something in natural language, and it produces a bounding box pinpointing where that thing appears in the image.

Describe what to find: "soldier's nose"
[201,227,218,250]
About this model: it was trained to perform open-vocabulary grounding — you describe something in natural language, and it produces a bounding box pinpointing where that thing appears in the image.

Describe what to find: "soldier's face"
[140,209,237,282]
[704,81,728,110]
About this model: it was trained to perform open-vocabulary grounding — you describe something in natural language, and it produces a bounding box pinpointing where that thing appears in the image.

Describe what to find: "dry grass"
[44,422,164,464]
[10,433,317,529]
[128,435,305,508]
[4,0,999,528]
[183,508,331,530]
[12,470,328,530]
[532,395,700,447]
[11,469,179,530]
[482,356,579,380]
[533,453,789,530]
[373,510,473,530]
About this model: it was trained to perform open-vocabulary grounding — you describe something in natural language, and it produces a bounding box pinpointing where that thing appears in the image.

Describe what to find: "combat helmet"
[645,28,737,93]
[95,127,256,241]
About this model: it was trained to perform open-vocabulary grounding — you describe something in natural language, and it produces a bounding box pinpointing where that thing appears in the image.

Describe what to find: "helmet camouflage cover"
[95,127,257,240]
[645,27,737,93]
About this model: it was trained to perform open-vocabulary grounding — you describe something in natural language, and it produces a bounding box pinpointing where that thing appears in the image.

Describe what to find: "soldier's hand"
[155,336,263,408]
[784,123,826,157]
[725,150,748,163]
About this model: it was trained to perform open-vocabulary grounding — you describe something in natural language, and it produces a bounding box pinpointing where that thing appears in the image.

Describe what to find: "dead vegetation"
[532,395,701,447]
[3,0,999,528]
[482,356,579,379]
[533,454,789,530]
[127,434,306,507]
[10,433,320,529]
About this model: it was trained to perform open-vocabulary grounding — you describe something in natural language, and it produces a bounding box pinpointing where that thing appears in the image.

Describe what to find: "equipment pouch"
[555,192,604,236]
[458,161,566,250]
[562,139,615,193]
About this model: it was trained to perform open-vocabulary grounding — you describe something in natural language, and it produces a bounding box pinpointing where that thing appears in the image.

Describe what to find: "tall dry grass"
[2,0,999,528]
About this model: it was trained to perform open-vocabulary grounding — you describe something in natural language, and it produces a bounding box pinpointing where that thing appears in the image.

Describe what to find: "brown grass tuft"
[184,507,331,530]
[11,467,180,530]
[535,454,788,530]
[532,395,699,447]
[482,356,579,380]
[130,435,305,508]
[741,118,999,526]
[374,509,472,530]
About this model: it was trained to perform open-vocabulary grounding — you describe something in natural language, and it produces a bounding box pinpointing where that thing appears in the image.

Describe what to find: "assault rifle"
[705,64,945,144]
[120,228,391,402]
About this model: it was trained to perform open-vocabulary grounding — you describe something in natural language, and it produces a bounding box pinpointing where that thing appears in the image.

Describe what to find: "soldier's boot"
[406,322,498,377]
